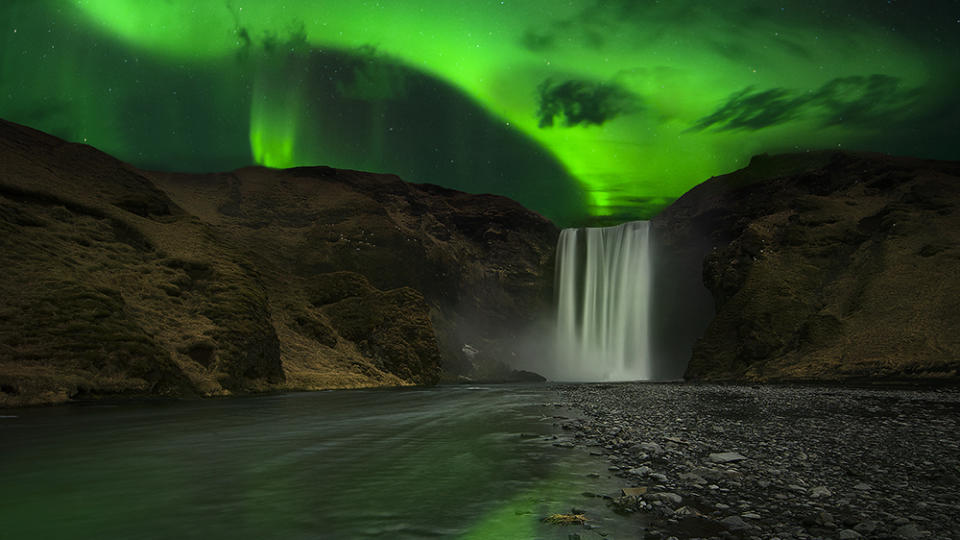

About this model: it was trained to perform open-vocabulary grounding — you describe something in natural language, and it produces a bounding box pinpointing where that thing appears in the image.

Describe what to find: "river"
[0,385,640,539]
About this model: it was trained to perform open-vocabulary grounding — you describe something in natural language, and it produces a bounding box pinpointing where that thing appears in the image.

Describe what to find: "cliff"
[0,119,557,406]
[655,151,960,382]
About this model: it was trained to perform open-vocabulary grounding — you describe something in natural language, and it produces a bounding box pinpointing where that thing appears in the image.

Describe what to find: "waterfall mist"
[552,221,653,381]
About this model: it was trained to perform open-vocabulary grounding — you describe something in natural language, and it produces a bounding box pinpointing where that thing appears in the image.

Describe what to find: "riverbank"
[550,382,960,539]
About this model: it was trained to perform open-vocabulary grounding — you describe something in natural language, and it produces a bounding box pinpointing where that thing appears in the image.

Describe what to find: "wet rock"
[645,492,683,506]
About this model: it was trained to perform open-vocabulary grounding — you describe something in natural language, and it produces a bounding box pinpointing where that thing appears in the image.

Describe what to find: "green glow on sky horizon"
[2,1,957,224]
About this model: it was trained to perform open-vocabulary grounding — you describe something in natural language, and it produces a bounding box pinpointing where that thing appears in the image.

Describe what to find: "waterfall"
[554,221,652,381]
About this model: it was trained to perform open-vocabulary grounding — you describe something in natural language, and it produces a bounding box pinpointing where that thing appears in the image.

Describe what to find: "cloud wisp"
[690,74,920,132]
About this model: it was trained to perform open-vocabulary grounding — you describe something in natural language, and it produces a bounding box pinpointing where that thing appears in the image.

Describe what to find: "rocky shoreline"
[549,383,960,539]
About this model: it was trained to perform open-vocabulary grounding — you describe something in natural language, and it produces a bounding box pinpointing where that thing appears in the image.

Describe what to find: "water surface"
[1,385,638,539]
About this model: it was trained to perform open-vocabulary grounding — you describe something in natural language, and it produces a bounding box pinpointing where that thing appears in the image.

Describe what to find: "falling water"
[554,221,652,381]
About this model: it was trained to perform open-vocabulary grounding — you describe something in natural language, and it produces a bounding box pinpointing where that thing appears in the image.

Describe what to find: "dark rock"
[0,118,554,404]
[708,452,747,464]
[894,523,927,539]
[655,150,960,382]
[721,515,751,530]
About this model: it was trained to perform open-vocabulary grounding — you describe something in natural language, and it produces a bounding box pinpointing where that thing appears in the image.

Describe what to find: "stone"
[721,515,751,530]
[628,466,653,476]
[674,506,702,517]
[893,523,926,539]
[679,472,707,485]
[708,452,748,463]
[837,530,863,539]
[809,486,832,498]
[815,510,836,528]
[691,467,726,481]
[620,487,648,497]
[645,492,683,505]
[641,442,664,454]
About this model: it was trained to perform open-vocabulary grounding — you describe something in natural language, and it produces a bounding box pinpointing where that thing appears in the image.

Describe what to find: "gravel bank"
[551,383,960,540]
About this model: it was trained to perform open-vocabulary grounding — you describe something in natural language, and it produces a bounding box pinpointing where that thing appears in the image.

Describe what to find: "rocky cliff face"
[657,151,960,382]
[0,119,556,406]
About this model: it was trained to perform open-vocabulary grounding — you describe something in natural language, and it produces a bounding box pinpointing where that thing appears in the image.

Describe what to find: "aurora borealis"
[2,1,958,224]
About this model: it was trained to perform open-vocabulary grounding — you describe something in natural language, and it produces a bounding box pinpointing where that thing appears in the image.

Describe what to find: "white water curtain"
[554,221,652,381]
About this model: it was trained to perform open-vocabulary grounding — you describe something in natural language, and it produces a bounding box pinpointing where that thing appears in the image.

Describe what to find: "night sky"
[2,1,958,225]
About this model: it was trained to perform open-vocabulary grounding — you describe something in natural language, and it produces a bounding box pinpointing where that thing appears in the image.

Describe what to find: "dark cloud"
[689,74,920,132]
[520,30,556,52]
[812,75,921,127]
[691,86,801,131]
[521,1,960,60]
[260,25,309,54]
[537,79,641,128]
[225,0,252,60]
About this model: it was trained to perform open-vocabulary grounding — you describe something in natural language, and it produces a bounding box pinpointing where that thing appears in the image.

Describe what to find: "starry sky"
[1,1,958,225]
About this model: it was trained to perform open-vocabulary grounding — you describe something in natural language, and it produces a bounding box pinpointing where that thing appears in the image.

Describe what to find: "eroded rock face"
[0,119,555,405]
[149,163,558,381]
[660,151,960,382]
[315,273,441,386]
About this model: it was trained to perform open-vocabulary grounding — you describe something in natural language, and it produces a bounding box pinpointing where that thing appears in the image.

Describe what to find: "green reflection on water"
[0,387,634,539]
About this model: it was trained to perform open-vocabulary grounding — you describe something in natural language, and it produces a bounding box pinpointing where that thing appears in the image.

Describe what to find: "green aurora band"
[2,1,957,224]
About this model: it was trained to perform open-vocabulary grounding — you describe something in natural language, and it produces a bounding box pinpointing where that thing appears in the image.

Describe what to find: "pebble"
[721,515,751,530]
[552,383,960,540]
[894,523,927,538]
[708,451,747,463]
[641,442,664,455]
[809,486,832,498]
[646,492,683,505]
